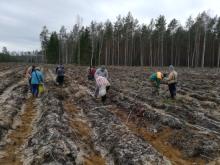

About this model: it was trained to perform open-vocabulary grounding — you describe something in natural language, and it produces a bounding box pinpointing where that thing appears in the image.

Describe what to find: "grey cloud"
[0,0,219,52]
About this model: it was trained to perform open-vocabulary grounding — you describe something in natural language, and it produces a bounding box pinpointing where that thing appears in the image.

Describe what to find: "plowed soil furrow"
[68,78,198,164]
[0,65,219,164]
[0,66,22,78]
[108,108,205,165]
[68,78,171,164]
[48,68,107,164]
[0,69,24,95]
[64,102,106,165]
[74,74,220,138]
[65,66,220,164]
[22,68,79,164]
[0,97,36,165]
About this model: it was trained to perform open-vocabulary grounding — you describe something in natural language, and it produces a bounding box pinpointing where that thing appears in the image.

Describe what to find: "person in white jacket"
[94,66,108,79]
[167,65,178,99]
[94,75,110,102]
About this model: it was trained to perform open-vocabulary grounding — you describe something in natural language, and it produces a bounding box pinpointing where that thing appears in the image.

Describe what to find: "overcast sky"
[0,0,220,52]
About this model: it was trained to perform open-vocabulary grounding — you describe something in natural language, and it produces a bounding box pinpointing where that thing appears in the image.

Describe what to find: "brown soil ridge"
[108,108,206,165]
[64,101,106,165]
[0,97,36,165]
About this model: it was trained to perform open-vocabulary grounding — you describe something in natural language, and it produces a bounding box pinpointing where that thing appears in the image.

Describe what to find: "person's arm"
[56,67,58,74]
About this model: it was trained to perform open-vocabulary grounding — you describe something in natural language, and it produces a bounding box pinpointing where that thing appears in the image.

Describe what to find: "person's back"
[56,65,65,85]
[95,75,110,102]
[96,76,110,88]
[31,69,43,85]
[149,72,163,95]
[150,73,157,81]
[57,67,65,76]
[95,67,108,79]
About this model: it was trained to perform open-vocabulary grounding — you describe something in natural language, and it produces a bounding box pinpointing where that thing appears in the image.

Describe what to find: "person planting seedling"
[94,65,109,79]
[149,71,164,95]
[94,75,110,102]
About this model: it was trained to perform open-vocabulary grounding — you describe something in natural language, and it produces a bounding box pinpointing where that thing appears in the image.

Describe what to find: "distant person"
[25,65,35,90]
[94,75,110,102]
[56,64,65,86]
[87,66,96,80]
[95,65,109,79]
[167,65,178,99]
[31,67,44,97]
[149,71,164,95]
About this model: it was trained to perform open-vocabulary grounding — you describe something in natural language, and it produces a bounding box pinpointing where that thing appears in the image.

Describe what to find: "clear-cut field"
[0,64,219,165]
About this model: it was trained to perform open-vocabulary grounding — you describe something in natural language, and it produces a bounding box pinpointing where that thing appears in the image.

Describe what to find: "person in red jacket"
[87,66,96,80]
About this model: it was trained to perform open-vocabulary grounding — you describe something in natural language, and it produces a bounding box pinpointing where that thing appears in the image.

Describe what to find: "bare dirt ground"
[0,64,219,165]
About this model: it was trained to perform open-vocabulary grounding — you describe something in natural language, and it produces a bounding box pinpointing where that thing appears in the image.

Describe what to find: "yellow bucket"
[38,84,44,94]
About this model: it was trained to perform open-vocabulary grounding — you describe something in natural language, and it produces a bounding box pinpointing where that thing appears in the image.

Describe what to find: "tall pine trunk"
[161,33,164,67]
[171,35,174,65]
[98,35,103,65]
[157,36,160,66]
[201,30,207,67]
[217,42,220,67]
[140,36,143,66]
[187,32,191,68]
[112,36,114,65]
[105,42,108,65]
[150,38,152,67]
[78,37,80,65]
[117,37,120,65]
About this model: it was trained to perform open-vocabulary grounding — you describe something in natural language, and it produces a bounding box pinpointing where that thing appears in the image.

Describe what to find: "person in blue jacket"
[31,67,44,97]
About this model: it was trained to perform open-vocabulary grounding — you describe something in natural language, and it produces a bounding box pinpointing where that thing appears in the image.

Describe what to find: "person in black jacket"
[56,64,65,86]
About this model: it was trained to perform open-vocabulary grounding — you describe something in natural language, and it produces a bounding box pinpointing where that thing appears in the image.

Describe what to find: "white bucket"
[99,86,106,97]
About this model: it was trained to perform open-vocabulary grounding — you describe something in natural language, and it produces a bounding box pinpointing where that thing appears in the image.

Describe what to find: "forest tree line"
[40,11,220,67]
[0,47,42,63]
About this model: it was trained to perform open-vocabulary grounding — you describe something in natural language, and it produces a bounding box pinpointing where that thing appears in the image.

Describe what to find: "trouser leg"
[59,76,64,85]
[101,86,110,102]
[168,84,173,98]
[169,83,176,99]
[151,82,159,95]
[95,86,99,97]
[32,84,38,97]
[36,84,39,97]
[173,83,176,97]
[106,85,110,91]
[29,78,32,91]
[101,95,107,102]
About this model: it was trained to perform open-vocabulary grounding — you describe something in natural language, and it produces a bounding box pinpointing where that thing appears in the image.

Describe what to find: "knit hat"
[169,65,174,71]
